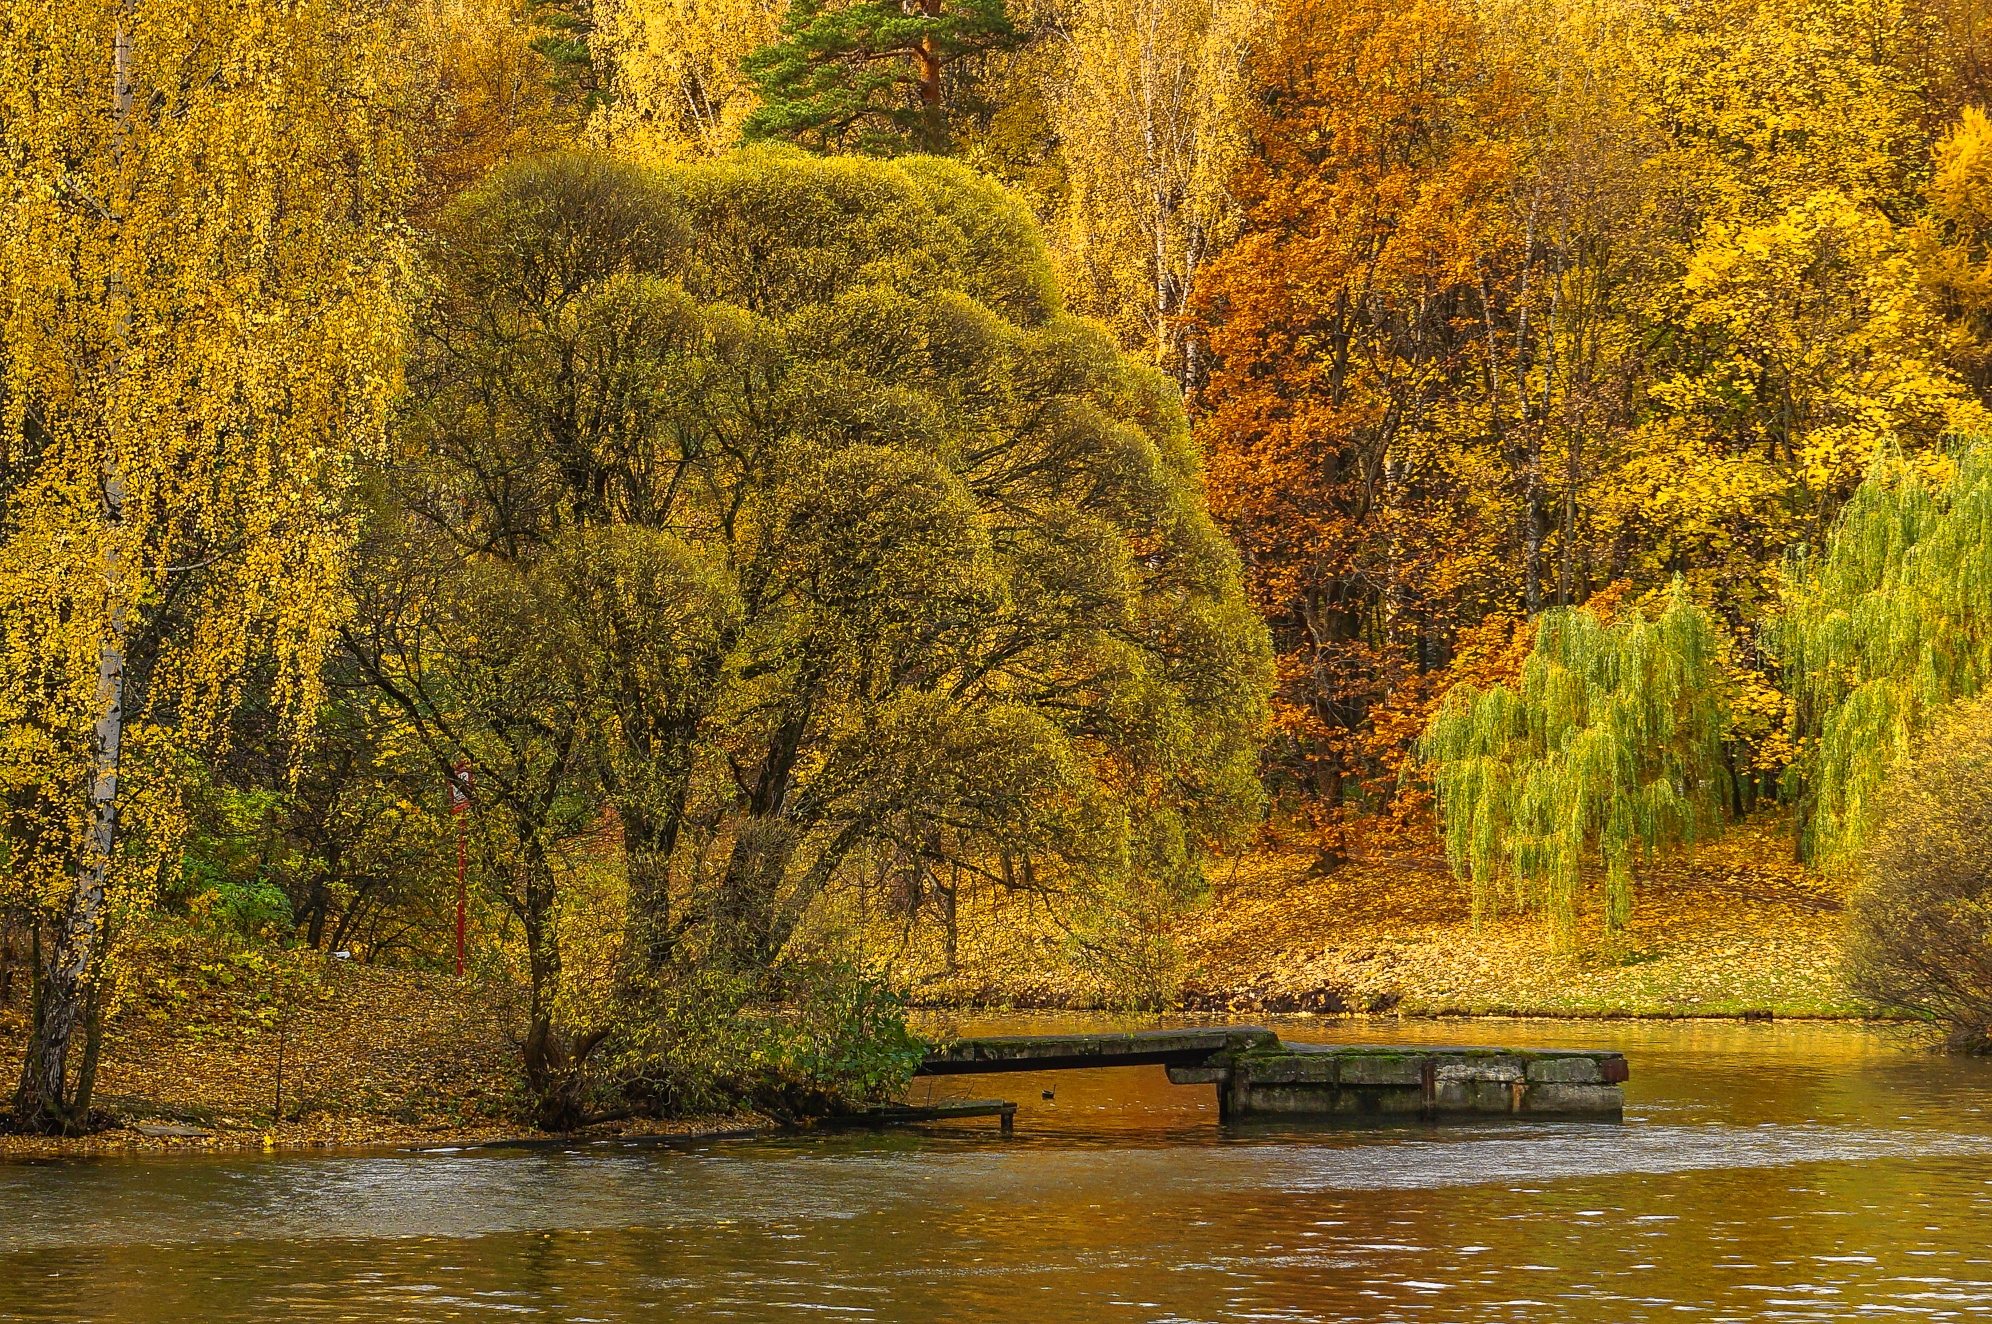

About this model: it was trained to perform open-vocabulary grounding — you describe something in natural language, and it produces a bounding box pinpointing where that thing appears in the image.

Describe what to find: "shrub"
[607,962,926,1123]
[1845,696,1992,1051]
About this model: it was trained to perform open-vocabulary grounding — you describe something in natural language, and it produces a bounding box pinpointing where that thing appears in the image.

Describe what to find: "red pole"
[449,761,472,977]
[454,834,467,977]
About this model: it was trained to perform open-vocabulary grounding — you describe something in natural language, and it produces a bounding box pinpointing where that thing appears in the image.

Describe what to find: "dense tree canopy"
[343,150,1269,1116]
[16,0,1992,1125]
[1190,0,1992,864]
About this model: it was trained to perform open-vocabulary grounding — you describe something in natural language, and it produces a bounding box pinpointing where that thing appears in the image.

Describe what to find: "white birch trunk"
[14,12,134,1133]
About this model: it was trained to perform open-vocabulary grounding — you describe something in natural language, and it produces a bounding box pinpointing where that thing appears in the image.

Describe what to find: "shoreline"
[912,1001,1899,1022]
[0,827,1875,1162]
[4,1003,1912,1161]
[876,829,1860,1020]
[0,1113,767,1162]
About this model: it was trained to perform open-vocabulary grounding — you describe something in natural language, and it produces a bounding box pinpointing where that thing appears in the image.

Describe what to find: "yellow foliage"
[0,0,414,1122]
[1603,191,1986,616]
[590,0,786,160]
[401,0,587,215]
[1916,103,1992,384]
[1632,0,1925,223]
[1041,0,1262,381]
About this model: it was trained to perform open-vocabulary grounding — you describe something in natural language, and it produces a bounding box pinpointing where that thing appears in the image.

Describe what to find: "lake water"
[2,1016,1990,1322]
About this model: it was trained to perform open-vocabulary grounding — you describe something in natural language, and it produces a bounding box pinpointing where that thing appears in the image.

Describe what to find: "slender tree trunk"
[1559,424,1581,607]
[516,838,576,1125]
[1523,437,1546,615]
[71,983,104,1127]
[939,870,958,973]
[15,4,137,1139]
[14,487,128,1135]
[302,871,332,949]
[623,814,677,972]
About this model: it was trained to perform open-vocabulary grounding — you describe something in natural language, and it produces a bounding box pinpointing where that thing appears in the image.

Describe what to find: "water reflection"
[2,1018,1990,1322]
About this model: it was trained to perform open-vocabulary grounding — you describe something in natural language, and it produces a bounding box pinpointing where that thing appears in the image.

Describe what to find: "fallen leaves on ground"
[1186,819,1858,1018]
[0,936,755,1158]
[881,819,1866,1019]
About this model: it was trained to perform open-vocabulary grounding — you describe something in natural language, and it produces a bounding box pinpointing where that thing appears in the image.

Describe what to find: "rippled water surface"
[4,1017,1991,1322]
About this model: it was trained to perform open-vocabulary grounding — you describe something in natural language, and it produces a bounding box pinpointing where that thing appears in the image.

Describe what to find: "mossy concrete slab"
[919,1030,1626,1119]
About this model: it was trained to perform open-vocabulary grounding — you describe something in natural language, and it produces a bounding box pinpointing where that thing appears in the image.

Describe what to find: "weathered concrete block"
[1435,1079,1524,1112]
[1237,1086,1331,1114]
[1436,1055,1524,1083]
[918,1026,1279,1075]
[1244,1084,1426,1115]
[1335,1055,1424,1086]
[1166,1066,1227,1084]
[1238,1053,1339,1085]
[1521,1083,1623,1114]
[1525,1056,1604,1084]
[922,1030,1629,1124]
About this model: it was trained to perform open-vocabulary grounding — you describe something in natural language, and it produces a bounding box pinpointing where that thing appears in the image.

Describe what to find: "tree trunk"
[623,814,677,972]
[13,526,127,1135]
[939,871,958,973]
[1559,426,1580,607]
[71,983,104,1128]
[15,5,137,1139]
[714,816,798,971]
[1523,433,1547,615]
[518,844,559,1086]
[303,879,330,949]
[916,0,945,153]
[515,841,585,1129]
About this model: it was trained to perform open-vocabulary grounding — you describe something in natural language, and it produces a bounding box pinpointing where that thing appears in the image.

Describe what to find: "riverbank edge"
[911,999,1903,1022]
[2,1003,1923,1160]
[0,1113,770,1161]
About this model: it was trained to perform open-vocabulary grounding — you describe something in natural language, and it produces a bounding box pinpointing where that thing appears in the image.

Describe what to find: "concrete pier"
[917,1029,1626,1120]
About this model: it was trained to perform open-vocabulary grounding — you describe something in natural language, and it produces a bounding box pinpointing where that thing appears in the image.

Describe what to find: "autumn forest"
[2,0,1992,1143]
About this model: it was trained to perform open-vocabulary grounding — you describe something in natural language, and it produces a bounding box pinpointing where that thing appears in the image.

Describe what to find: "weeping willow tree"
[1419,585,1731,942]
[1776,441,1992,871]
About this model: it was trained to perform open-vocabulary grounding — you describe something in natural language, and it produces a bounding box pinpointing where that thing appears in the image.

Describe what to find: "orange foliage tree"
[1192,0,1538,842]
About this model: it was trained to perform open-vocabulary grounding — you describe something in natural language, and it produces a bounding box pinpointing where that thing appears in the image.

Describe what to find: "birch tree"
[591,0,787,160]
[1047,0,1258,387]
[0,0,409,1132]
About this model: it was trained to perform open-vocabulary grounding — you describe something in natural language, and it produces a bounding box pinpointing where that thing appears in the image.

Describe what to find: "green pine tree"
[528,0,608,115]
[738,0,1020,156]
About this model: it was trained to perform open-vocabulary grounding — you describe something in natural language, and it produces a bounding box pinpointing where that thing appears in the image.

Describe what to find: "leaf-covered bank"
[0,930,755,1158]
[883,821,1864,1019]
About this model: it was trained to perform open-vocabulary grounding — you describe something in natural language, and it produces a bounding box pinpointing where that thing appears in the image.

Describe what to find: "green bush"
[607,962,926,1122]
[1845,696,1992,1051]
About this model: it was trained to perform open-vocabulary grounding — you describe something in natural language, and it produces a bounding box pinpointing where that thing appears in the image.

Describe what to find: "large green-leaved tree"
[357,150,1271,1116]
